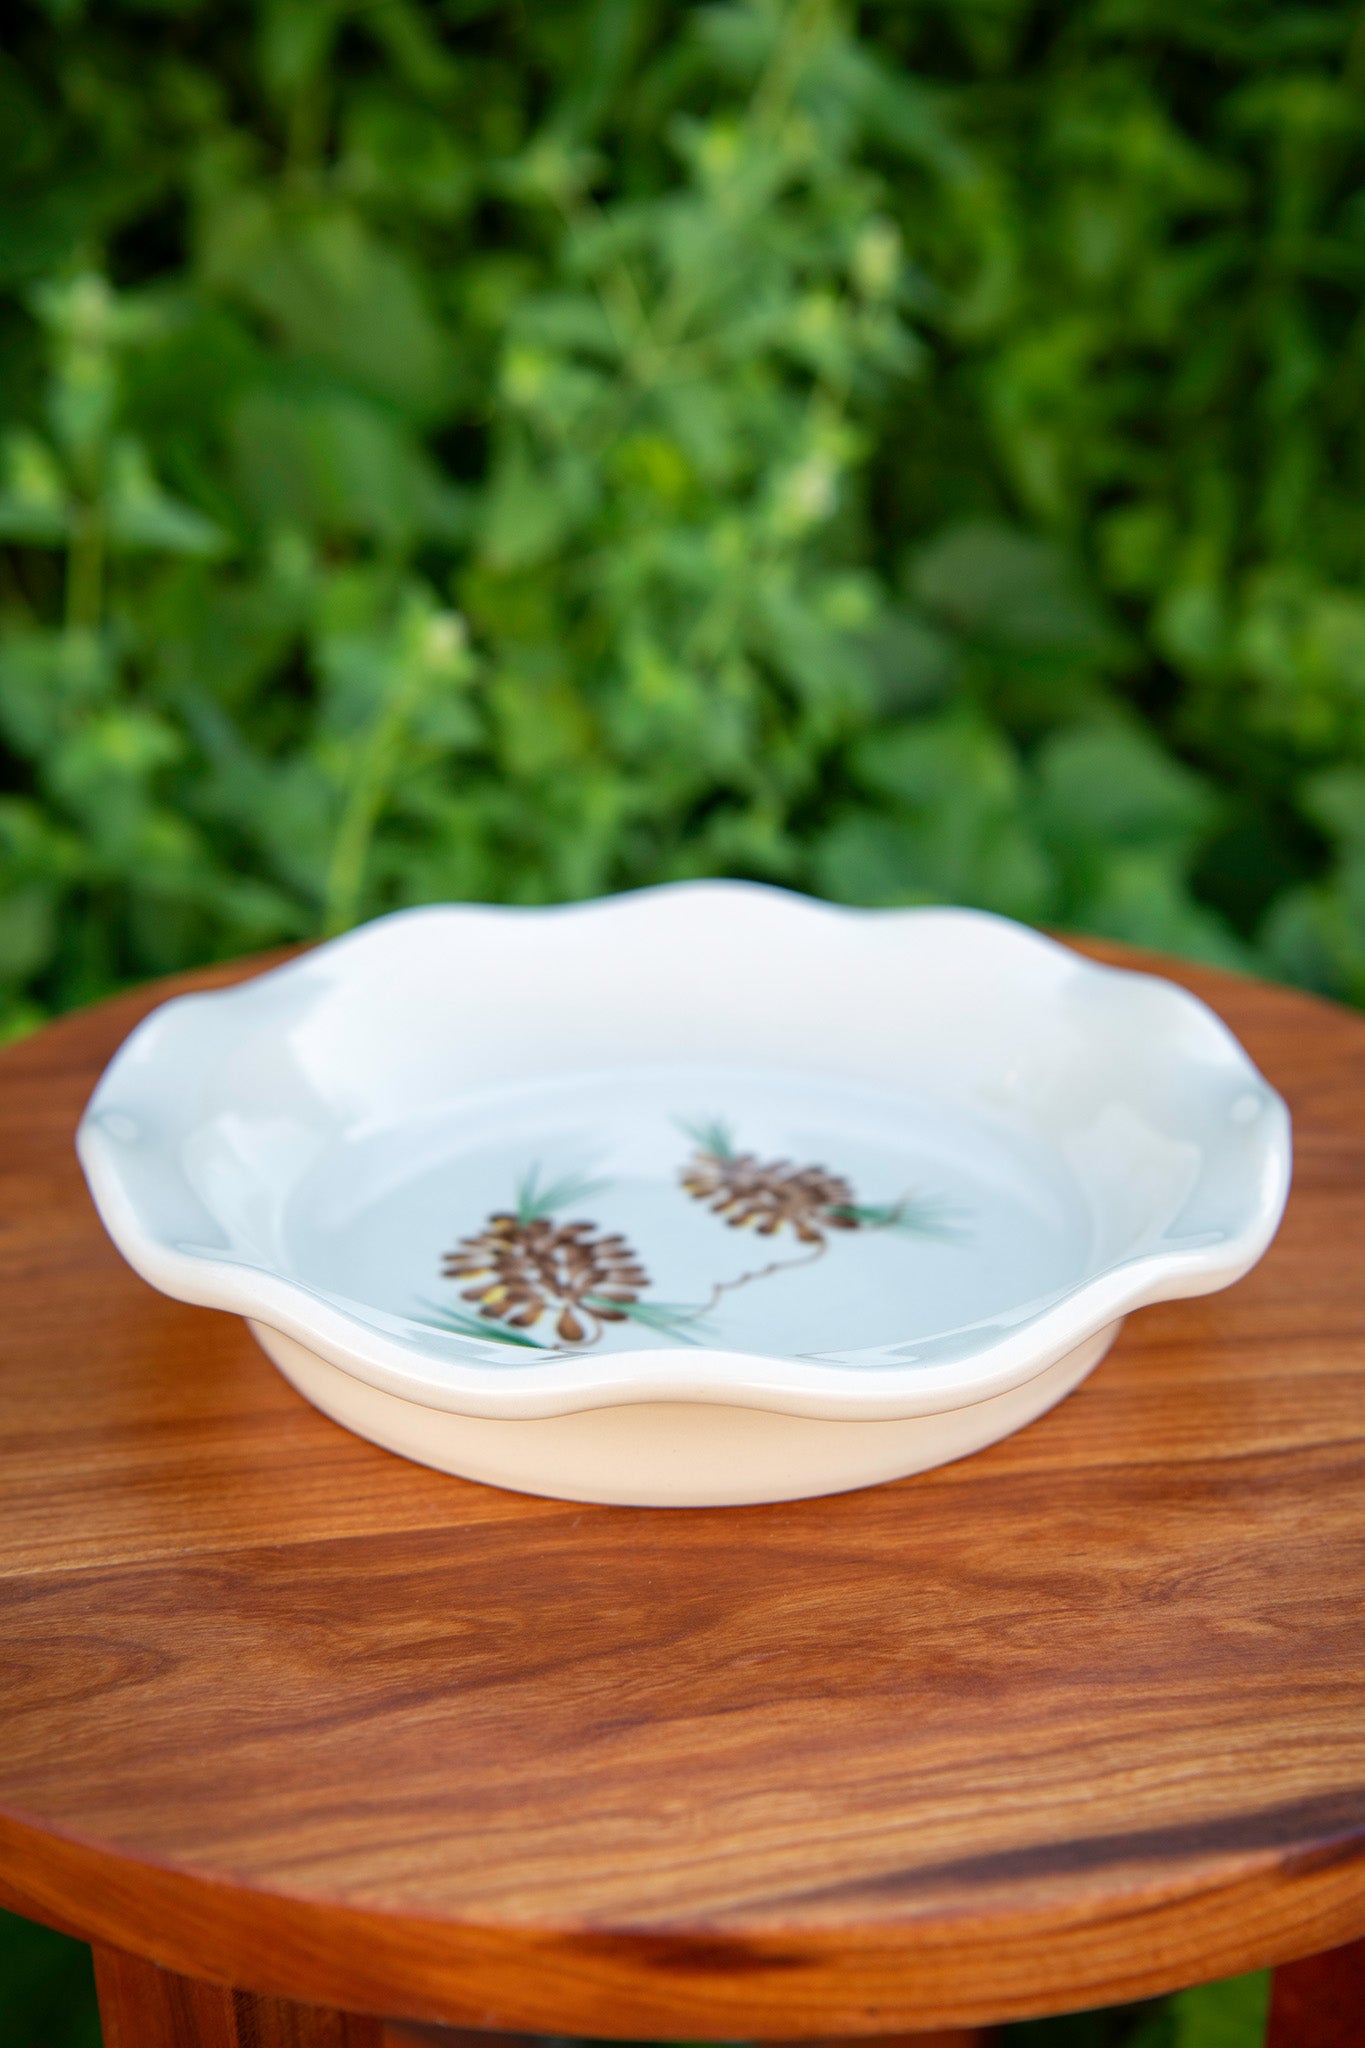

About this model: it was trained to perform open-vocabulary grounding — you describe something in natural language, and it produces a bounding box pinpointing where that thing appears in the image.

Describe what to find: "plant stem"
[323,661,422,937]
[700,1237,827,1313]
[64,500,104,633]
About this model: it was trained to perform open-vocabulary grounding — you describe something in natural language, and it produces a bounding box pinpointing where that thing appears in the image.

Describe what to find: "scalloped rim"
[77,886,1292,1423]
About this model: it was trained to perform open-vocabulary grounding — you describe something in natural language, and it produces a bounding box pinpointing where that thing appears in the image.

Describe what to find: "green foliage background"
[2,0,1364,1037]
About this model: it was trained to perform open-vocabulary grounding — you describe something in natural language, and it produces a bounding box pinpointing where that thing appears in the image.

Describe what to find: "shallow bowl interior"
[77,885,1290,1422]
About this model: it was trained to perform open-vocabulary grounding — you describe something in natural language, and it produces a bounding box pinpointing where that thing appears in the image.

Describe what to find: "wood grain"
[95,1943,384,2046]
[1,943,1364,2035]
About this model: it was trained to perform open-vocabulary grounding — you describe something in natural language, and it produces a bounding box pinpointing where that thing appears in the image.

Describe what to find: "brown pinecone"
[680,1147,859,1245]
[442,1213,649,1346]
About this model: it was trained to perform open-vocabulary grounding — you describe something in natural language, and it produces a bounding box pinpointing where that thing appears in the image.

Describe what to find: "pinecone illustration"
[680,1124,860,1246]
[443,1212,649,1346]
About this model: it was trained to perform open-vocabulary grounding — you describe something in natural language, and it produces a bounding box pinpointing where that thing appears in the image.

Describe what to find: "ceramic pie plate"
[77,883,1291,1506]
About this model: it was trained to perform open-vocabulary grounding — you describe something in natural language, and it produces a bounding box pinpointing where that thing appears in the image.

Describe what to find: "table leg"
[1267,1937,1365,2047]
[94,1943,385,2047]
[94,1955,994,2048]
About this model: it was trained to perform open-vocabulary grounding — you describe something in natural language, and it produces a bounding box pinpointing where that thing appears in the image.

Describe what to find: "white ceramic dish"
[78,884,1290,1506]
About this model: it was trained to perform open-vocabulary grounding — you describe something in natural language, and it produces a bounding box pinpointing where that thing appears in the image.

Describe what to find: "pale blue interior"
[81,894,1288,1379]
[283,1062,1093,1361]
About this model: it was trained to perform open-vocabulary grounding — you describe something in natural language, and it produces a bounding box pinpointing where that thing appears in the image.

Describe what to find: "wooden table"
[1,944,1363,2048]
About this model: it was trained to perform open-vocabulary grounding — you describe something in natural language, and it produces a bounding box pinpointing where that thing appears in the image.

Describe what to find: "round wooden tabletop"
[1,942,1364,2040]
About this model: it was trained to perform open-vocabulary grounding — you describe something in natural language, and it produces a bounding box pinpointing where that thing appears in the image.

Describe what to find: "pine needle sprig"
[675,1114,737,1161]
[827,1195,967,1240]
[412,1298,549,1347]
[514,1163,609,1225]
[584,1294,714,1345]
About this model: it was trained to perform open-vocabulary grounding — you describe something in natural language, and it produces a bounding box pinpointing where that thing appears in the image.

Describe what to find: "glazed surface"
[1,943,1363,2033]
[76,891,1289,1419]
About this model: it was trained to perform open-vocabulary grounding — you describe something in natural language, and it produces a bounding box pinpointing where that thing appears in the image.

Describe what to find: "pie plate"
[77,883,1291,1507]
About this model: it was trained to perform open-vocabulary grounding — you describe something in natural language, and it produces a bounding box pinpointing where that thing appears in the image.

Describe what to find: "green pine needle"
[676,1114,737,1160]
[412,1299,548,1348]
[514,1162,609,1223]
[829,1196,967,1240]
[583,1294,713,1344]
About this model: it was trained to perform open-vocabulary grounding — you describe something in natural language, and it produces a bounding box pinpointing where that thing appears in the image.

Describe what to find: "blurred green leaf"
[819,710,1055,920]
[203,203,459,421]
[229,381,467,544]
[909,522,1113,655]
[104,439,227,555]
[1124,1971,1269,2048]
[1168,1970,1269,2048]
[1035,721,1245,965]
[1036,722,1219,857]
[0,428,69,542]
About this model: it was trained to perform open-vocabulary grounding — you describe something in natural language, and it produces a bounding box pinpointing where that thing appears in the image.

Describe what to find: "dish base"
[250,1320,1121,1506]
